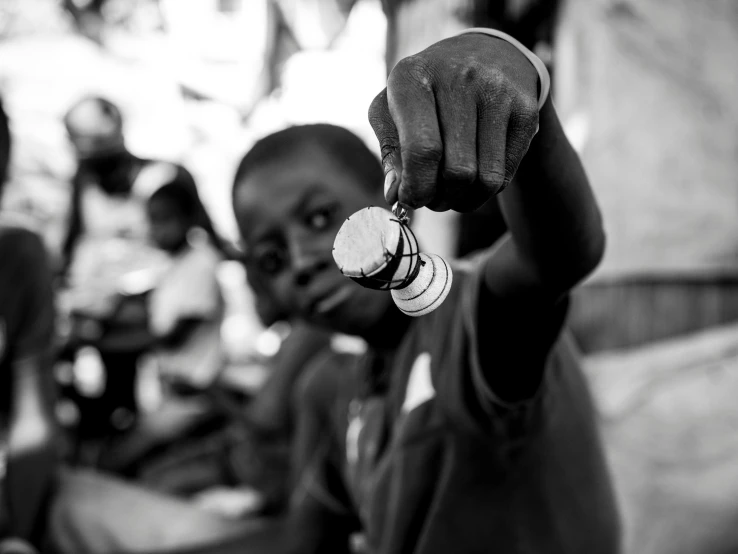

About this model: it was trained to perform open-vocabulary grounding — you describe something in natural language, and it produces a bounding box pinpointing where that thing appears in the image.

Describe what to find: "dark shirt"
[298,258,620,553]
[0,218,55,419]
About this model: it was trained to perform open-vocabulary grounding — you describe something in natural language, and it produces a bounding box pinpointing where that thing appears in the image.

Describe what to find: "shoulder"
[294,339,361,416]
[0,220,47,269]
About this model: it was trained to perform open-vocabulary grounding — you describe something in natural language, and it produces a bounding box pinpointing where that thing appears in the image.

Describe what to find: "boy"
[223,29,618,553]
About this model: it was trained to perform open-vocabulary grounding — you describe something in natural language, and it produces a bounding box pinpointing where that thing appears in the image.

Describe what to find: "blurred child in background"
[146,181,226,391]
[93,179,229,478]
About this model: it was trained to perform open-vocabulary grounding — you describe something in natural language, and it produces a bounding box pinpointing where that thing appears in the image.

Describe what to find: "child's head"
[147,183,198,253]
[232,124,392,336]
[64,95,126,161]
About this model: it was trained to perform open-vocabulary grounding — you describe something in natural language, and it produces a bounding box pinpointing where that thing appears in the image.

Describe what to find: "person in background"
[146,181,226,390]
[89,177,229,477]
[0,98,58,554]
[59,95,224,442]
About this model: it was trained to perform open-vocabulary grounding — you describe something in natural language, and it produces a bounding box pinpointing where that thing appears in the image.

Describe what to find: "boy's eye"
[255,248,287,276]
[306,206,335,231]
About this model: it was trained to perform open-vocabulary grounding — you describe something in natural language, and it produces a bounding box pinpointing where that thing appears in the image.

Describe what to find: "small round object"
[333,207,420,291]
[333,207,453,317]
[391,253,453,317]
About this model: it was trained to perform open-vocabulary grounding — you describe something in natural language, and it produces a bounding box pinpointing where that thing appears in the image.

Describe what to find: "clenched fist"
[369,31,543,213]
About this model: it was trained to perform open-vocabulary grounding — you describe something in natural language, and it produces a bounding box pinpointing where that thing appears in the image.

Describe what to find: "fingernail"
[384,168,396,201]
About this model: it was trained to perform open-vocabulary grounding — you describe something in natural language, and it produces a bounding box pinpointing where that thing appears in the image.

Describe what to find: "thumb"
[368,88,402,205]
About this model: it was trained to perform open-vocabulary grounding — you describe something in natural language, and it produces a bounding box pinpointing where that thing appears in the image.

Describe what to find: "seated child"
[94,181,229,474]
[145,182,226,390]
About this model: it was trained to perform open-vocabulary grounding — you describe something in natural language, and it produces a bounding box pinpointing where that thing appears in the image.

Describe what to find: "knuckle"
[484,68,508,94]
[404,139,443,164]
[459,62,482,86]
[478,168,506,189]
[442,163,476,184]
[400,184,434,208]
[390,55,434,91]
[516,96,539,128]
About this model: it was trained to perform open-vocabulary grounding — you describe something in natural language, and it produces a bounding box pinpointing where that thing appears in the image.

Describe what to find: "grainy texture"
[571,278,738,353]
[555,0,738,278]
[584,323,738,554]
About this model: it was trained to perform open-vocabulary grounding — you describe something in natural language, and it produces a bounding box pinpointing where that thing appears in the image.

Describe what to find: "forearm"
[134,505,350,554]
[151,519,293,554]
[497,96,605,293]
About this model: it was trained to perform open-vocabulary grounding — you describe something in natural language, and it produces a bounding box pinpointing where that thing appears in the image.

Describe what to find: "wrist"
[456,28,550,111]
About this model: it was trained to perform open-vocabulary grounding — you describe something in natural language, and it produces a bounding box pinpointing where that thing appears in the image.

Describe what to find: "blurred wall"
[556,0,738,351]
[556,0,738,280]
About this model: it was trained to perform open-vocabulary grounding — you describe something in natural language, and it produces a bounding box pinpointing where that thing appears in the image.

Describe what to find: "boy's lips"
[309,283,354,317]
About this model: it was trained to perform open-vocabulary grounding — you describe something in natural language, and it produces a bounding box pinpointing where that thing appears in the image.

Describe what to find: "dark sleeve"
[290,351,358,527]
[0,228,55,360]
[247,323,333,434]
[432,255,568,437]
[0,227,58,544]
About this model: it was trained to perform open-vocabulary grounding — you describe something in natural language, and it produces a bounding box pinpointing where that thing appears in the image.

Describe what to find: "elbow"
[581,222,606,278]
[542,220,606,295]
[567,199,607,284]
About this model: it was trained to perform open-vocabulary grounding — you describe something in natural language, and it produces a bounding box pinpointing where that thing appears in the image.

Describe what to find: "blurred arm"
[3,230,58,543]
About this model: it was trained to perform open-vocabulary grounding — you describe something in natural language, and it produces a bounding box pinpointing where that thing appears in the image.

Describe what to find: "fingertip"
[384,168,398,204]
[397,182,427,210]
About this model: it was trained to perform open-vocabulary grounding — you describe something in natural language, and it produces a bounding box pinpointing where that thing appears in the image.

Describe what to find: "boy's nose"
[289,236,329,287]
[294,258,330,287]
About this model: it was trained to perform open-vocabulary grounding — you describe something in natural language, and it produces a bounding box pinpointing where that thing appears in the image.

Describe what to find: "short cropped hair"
[232,124,383,197]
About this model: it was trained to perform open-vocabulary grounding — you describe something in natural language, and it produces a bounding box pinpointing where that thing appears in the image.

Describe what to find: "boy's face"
[234,145,392,335]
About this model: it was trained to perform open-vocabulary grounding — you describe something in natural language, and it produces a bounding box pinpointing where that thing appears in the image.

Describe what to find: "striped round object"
[332,206,452,317]
[391,252,452,316]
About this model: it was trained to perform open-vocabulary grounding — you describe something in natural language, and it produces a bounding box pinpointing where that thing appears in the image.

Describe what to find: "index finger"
[385,56,442,209]
[368,88,402,205]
